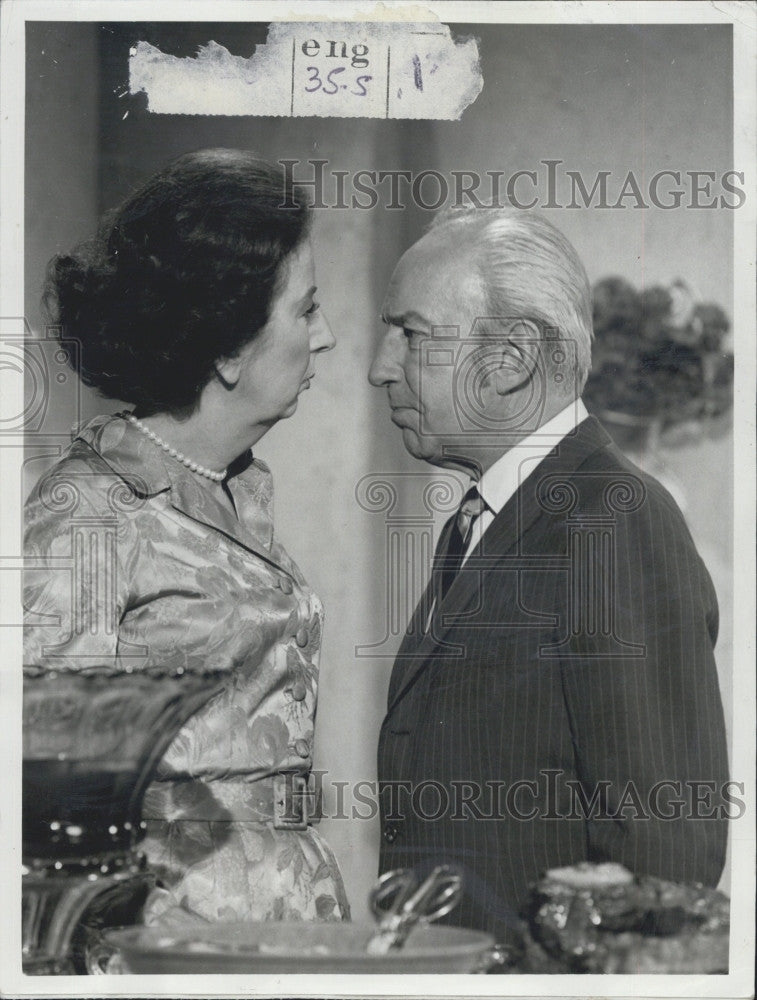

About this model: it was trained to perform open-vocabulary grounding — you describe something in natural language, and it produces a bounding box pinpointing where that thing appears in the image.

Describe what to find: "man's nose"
[311,311,336,353]
[368,334,399,387]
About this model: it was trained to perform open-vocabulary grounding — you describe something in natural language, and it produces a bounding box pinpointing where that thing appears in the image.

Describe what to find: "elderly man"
[368,208,729,946]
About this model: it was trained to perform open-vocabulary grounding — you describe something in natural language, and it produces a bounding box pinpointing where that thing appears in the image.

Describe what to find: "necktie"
[439,485,486,600]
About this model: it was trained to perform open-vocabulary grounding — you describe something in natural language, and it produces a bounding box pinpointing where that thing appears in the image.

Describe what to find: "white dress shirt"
[425,400,589,631]
[462,398,589,563]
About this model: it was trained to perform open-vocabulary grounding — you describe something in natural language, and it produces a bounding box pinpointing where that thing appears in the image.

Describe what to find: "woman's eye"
[403,327,421,342]
[305,301,320,317]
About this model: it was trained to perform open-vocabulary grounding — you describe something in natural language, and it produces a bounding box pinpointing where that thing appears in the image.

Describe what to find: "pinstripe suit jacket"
[377,416,729,943]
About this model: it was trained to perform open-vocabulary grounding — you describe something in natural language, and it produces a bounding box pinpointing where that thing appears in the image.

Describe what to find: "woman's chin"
[255,391,307,429]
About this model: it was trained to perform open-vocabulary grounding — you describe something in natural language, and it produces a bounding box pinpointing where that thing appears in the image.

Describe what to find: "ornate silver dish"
[107,920,499,974]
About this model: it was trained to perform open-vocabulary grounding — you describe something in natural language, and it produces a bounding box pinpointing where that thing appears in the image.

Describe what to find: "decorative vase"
[22,664,226,974]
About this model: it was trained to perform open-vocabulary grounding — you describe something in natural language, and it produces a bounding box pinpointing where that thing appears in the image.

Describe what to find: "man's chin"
[400,427,441,464]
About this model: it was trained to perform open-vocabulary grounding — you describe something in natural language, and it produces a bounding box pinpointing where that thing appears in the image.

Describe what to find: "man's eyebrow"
[296,286,318,310]
[379,308,430,328]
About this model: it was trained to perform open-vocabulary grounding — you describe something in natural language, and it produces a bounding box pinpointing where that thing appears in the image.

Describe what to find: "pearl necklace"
[127,414,227,482]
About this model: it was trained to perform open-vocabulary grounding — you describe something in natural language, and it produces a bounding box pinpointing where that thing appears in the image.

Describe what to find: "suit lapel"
[385,416,614,715]
[388,515,457,707]
[385,511,520,716]
[395,516,454,658]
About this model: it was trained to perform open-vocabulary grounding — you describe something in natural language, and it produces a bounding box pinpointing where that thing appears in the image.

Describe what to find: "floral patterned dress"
[23,413,350,926]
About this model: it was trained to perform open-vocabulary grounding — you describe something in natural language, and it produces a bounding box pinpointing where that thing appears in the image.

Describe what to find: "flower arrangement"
[583,277,734,440]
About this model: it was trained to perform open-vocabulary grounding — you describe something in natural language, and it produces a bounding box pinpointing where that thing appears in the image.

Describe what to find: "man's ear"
[490,319,541,396]
[214,354,243,390]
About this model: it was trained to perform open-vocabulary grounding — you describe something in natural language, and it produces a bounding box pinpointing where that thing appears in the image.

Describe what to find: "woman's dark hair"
[44,148,312,412]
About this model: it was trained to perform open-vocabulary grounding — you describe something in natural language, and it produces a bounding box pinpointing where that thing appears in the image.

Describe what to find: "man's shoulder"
[586,436,680,501]
[563,428,693,544]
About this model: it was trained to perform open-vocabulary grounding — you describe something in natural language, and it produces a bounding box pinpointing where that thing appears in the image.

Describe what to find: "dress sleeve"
[557,489,729,887]
[23,463,131,669]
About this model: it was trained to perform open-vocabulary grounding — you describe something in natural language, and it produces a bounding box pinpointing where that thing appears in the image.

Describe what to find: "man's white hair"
[429,206,594,395]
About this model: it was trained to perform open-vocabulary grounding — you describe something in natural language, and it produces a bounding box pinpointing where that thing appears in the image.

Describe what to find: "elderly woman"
[23,149,350,925]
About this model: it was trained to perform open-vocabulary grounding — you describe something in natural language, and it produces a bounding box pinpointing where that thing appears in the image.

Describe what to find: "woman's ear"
[214,354,243,390]
[491,319,541,397]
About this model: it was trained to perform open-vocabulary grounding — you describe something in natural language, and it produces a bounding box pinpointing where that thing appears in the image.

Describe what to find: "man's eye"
[305,301,320,317]
[403,327,421,340]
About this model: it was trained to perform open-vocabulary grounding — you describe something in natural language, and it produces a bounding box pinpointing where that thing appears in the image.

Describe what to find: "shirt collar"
[477,399,589,516]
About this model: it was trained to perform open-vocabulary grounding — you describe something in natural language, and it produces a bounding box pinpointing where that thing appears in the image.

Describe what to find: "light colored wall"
[25,22,734,913]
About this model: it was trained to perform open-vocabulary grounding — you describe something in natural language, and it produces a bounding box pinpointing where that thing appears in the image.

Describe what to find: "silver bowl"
[107,921,500,974]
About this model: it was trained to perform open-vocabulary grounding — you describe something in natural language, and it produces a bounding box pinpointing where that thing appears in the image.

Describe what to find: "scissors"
[366,865,464,954]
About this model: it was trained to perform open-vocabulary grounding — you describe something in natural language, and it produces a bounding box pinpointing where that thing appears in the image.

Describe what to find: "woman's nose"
[311,311,336,353]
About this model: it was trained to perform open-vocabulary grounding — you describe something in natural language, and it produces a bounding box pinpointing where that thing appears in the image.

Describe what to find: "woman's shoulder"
[25,414,148,529]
